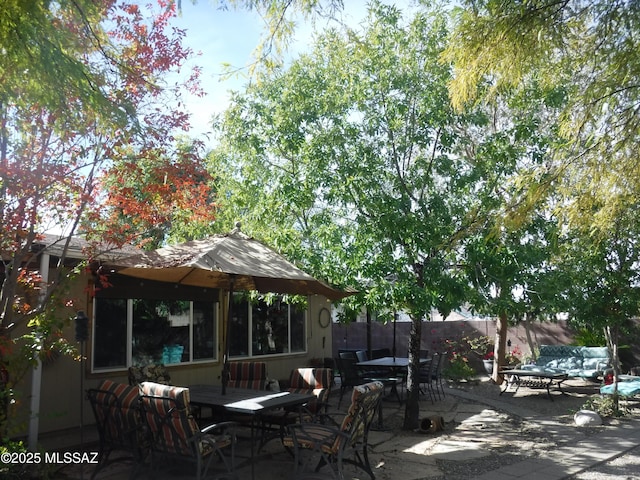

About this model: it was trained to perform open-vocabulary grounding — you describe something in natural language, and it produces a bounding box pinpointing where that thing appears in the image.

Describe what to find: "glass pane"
[253,301,289,355]
[229,296,249,357]
[193,301,216,361]
[290,304,306,353]
[132,299,189,365]
[93,298,127,370]
[251,302,272,355]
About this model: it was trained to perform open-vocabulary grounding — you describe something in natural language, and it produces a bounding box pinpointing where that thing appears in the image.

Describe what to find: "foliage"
[580,395,630,419]
[573,328,606,347]
[441,337,476,381]
[0,0,210,437]
[0,440,56,479]
[212,0,345,75]
[210,0,579,429]
[444,0,640,230]
[463,334,493,358]
[505,345,522,365]
[443,357,476,381]
[212,1,509,429]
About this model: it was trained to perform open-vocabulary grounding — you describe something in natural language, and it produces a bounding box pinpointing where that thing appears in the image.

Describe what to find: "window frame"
[229,295,308,359]
[91,297,219,373]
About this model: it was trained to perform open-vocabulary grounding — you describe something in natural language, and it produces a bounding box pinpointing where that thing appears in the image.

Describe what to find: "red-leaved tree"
[0,0,216,437]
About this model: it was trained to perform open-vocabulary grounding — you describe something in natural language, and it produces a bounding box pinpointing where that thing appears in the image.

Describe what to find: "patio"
[48,376,640,480]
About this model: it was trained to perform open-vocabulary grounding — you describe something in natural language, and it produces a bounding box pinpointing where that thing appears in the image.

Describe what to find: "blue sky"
[169,1,414,144]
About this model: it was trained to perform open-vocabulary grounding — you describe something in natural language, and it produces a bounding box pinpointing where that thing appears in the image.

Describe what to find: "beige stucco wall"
[11,270,335,440]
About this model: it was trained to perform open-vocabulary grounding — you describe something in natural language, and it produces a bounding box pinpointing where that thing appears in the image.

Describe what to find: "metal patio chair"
[87,380,146,479]
[139,382,237,480]
[284,380,384,480]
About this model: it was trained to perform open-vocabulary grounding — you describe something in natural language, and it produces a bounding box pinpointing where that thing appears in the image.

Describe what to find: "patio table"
[356,356,431,401]
[356,356,430,430]
[499,369,569,401]
[188,384,315,479]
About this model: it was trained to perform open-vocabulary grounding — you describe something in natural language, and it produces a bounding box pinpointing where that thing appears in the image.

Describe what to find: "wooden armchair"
[87,380,146,480]
[284,381,384,480]
[139,381,237,480]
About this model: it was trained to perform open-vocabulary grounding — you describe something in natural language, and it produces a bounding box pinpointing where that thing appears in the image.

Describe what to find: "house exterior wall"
[11,270,335,439]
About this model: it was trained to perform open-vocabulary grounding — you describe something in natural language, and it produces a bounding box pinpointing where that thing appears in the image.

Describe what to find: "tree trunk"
[604,325,621,414]
[524,312,537,362]
[491,311,508,385]
[403,316,422,430]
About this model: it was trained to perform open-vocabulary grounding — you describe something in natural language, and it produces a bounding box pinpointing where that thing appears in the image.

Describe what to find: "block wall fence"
[331,319,640,372]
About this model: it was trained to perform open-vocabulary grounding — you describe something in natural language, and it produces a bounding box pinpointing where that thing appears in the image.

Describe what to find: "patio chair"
[418,356,437,403]
[227,361,267,390]
[283,380,384,480]
[431,352,446,400]
[352,351,404,404]
[139,381,237,480]
[371,348,391,359]
[86,379,146,480]
[287,367,334,414]
[335,354,368,408]
[128,363,205,419]
[259,367,334,451]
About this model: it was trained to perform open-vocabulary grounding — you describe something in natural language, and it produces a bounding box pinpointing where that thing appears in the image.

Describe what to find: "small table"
[500,369,569,401]
[189,385,315,479]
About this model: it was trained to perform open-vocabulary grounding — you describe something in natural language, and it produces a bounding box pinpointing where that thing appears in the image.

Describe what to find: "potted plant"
[482,351,495,374]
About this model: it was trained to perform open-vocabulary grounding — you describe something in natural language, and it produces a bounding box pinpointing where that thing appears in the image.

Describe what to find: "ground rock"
[574,409,602,426]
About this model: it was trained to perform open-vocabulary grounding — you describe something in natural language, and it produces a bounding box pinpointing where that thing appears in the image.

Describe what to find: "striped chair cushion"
[95,379,141,434]
[337,381,383,450]
[89,380,144,454]
[288,367,333,413]
[228,361,267,390]
[139,382,198,457]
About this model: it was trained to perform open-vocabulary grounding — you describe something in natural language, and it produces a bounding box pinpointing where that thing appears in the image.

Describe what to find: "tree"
[210,1,543,429]
[443,0,640,229]
[559,203,640,413]
[464,211,563,383]
[0,0,214,437]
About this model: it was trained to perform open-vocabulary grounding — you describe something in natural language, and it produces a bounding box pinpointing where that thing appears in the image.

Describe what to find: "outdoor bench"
[521,345,609,380]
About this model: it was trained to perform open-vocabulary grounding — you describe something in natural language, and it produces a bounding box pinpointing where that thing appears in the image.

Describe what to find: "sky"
[167,1,414,145]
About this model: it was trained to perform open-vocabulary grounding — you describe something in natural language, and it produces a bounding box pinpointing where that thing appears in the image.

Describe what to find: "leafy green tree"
[211,2,550,428]
[464,211,563,383]
[559,204,640,412]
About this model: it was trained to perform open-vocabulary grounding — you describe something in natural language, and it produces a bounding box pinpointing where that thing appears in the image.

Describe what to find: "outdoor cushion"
[227,361,267,390]
[93,379,142,442]
[600,379,640,397]
[527,345,609,379]
[287,367,333,413]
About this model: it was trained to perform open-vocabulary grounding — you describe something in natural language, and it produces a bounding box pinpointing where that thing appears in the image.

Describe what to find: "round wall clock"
[318,307,331,328]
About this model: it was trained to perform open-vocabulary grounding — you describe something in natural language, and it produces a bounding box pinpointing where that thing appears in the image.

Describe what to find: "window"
[93,297,217,371]
[92,275,308,370]
[229,296,306,357]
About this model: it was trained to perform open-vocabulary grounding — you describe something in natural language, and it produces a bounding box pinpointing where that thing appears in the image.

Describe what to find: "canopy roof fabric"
[111,229,353,301]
